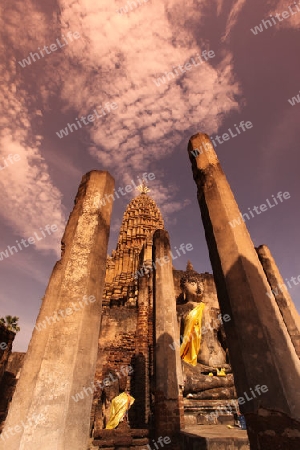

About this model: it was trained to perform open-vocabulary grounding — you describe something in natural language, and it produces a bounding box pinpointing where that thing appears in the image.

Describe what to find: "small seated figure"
[106,391,135,429]
[93,368,130,435]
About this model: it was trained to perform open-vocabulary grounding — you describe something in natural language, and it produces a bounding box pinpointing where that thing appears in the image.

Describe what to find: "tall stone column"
[256,244,300,358]
[134,274,150,427]
[187,133,300,450]
[0,171,114,450]
[153,229,184,448]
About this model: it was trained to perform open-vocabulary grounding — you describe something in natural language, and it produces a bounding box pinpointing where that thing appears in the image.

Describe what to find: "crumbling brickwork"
[0,329,18,430]
[0,324,15,383]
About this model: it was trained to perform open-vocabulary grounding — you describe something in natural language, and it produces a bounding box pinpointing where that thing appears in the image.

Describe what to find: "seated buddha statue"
[176,262,235,400]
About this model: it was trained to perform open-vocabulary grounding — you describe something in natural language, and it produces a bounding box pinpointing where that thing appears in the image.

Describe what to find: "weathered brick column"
[153,229,184,448]
[187,133,300,450]
[134,273,151,427]
[256,244,300,358]
[0,171,114,450]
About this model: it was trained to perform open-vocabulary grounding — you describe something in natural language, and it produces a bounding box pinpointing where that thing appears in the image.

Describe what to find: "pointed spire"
[186,260,194,271]
[102,181,164,306]
[136,179,150,194]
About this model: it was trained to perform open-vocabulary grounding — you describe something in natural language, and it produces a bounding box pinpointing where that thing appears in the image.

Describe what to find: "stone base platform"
[91,428,149,449]
[180,425,249,450]
[184,399,238,426]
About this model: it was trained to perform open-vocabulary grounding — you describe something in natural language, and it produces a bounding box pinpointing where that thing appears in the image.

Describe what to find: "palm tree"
[0,315,20,333]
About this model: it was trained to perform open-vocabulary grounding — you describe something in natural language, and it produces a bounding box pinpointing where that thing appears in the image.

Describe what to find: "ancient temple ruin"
[1,135,300,450]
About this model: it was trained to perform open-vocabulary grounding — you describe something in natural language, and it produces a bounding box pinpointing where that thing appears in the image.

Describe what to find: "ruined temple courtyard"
[0,134,299,450]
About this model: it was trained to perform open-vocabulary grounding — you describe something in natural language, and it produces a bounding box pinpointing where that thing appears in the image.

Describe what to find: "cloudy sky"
[1,0,300,351]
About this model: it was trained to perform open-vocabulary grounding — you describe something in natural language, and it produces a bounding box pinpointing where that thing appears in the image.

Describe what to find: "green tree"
[0,315,20,333]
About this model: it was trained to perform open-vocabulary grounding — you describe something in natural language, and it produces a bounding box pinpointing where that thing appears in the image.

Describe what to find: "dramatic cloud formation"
[58,0,241,149]
[8,0,282,236]
[45,0,243,216]
[0,0,66,255]
[2,0,299,257]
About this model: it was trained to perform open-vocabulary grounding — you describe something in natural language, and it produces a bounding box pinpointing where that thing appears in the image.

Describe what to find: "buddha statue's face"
[182,278,204,302]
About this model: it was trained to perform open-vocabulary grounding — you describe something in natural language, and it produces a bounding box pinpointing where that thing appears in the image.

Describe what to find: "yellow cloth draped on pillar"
[105,392,135,429]
[180,303,205,366]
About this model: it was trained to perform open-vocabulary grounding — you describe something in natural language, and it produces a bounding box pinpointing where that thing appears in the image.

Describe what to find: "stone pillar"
[187,133,300,450]
[256,244,300,358]
[0,171,114,450]
[153,229,184,448]
[134,274,150,427]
